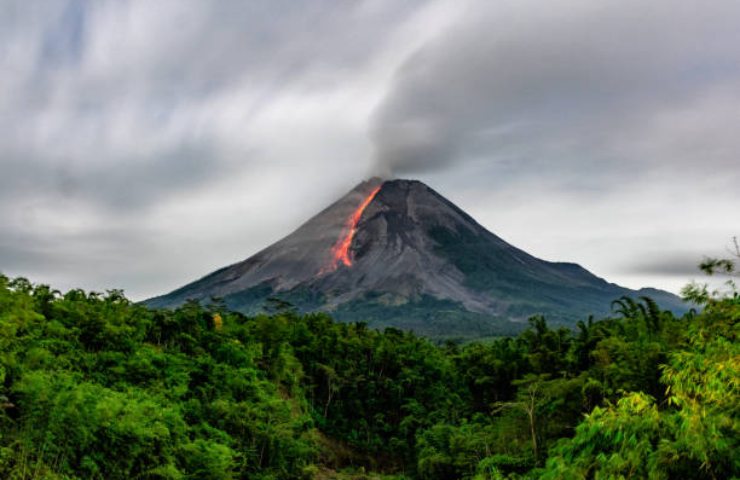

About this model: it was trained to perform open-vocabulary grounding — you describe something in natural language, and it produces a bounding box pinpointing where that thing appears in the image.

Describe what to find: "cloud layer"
[372,0,740,179]
[1,0,738,298]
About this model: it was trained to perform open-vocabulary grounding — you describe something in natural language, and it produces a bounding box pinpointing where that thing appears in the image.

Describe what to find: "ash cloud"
[371,0,740,179]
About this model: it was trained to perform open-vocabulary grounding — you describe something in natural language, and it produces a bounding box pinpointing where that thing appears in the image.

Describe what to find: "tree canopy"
[0,269,737,479]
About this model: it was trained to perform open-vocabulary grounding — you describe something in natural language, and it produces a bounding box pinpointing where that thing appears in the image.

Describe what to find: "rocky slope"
[146,178,686,338]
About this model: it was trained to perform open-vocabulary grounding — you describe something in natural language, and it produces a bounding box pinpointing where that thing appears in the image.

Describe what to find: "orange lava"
[328,185,381,270]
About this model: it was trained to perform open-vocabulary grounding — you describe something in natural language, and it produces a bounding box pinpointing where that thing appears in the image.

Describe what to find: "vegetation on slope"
[0,251,737,479]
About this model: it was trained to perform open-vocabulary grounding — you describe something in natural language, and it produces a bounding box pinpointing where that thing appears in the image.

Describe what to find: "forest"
[0,263,737,479]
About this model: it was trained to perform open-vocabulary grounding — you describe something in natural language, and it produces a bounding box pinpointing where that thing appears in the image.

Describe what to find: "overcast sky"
[1,0,738,300]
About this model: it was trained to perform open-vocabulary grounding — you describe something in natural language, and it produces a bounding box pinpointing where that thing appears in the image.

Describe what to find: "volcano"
[146,178,685,338]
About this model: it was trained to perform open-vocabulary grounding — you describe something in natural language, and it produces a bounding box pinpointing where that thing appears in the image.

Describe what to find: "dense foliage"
[0,269,737,479]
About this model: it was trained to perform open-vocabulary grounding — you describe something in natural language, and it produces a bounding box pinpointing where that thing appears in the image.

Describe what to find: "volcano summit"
[147,179,684,338]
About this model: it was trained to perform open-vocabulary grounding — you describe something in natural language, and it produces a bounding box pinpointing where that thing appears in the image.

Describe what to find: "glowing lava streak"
[328,185,381,270]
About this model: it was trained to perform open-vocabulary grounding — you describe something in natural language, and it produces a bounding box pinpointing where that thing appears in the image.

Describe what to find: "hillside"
[147,179,686,337]
[0,274,736,479]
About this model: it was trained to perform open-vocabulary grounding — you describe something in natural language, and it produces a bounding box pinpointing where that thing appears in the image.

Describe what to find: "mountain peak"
[146,179,686,338]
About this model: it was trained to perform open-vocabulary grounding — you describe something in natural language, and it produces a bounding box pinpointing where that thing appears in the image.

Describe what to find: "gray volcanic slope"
[146,178,686,338]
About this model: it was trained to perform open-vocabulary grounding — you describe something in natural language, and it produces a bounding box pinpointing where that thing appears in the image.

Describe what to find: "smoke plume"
[370,0,740,177]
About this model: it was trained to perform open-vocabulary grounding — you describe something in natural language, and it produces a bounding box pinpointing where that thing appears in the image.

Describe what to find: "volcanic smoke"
[326,185,382,271]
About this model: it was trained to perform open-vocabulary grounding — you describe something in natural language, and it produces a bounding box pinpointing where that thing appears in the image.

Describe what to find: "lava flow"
[326,185,381,271]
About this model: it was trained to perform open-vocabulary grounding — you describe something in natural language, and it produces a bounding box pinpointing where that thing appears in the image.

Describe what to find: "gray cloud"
[0,0,430,297]
[0,0,423,211]
[371,0,740,182]
[0,0,738,300]
[0,143,243,212]
[623,253,714,277]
